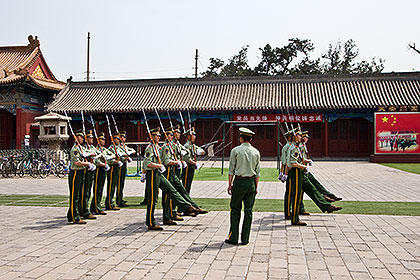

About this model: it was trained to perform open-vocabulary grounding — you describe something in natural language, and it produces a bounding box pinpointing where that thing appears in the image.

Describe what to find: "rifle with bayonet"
[142,109,165,173]
[155,109,179,162]
[105,115,120,162]
[64,111,84,155]
[111,114,130,160]
[89,115,109,164]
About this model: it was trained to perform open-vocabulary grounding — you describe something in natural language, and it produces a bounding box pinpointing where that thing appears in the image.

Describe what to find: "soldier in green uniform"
[301,131,342,202]
[182,127,205,194]
[105,132,123,210]
[225,127,260,245]
[67,129,96,224]
[79,130,98,220]
[117,131,135,207]
[143,127,199,230]
[90,132,113,215]
[281,129,308,219]
[161,128,208,225]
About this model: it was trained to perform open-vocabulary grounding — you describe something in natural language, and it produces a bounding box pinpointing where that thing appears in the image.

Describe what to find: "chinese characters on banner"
[233,113,323,123]
[374,112,420,154]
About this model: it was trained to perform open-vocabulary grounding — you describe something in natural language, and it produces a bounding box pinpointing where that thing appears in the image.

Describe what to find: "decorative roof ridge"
[67,71,420,89]
[0,35,40,52]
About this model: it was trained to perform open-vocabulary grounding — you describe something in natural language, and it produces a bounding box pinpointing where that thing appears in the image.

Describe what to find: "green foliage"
[380,163,420,175]
[202,38,385,77]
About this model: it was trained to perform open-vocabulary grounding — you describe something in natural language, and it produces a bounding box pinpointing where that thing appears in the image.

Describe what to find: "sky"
[1,0,420,82]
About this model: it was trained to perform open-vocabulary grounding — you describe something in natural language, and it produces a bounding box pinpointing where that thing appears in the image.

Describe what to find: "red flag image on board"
[374,112,420,154]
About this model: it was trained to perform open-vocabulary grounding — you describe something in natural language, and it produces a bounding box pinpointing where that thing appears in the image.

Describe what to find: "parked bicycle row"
[0,149,70,179]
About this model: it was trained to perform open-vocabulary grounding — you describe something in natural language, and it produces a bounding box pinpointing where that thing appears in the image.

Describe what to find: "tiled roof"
[47,72,420,113]
[0,35,64,91]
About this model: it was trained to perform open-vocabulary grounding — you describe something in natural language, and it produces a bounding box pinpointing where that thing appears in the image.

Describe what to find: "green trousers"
[67,169,84,222]
[146,169,191,226]
[289,168,304,224]
[105,164,120,209]
[90,166,107,214]
[302,174,331,212]
[80,169,94,217]
[116,162,127,206]
[284,175,305,217]
[162,166,199,220]
[227,177,256,244]
[181,163,195,194]
[307,172,335,198]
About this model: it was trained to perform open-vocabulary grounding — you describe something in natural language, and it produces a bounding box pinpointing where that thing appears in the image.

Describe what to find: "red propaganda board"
[374,112,420,155]
[233,113,323,123]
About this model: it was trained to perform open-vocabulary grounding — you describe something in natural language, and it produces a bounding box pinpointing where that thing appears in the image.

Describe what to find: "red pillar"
[15,108,23,149]
[323,116,329,157]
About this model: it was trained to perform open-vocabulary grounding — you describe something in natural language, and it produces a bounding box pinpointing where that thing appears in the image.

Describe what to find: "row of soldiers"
[280,128,342,226]
[67,124,208,230]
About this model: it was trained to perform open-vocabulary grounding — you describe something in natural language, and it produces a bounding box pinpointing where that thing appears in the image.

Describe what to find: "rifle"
[81,111,95,163]
[179,111,187,134]
[111,114,130,158]
[187,109,197,161]
[168,111,184,161]
[64,111,84,155]
[90,115,107,163]
[142,109,163,165]
[105,115,120,161]
[155,109,178,161]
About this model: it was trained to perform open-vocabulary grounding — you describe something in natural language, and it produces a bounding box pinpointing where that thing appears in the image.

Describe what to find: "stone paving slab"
[0,206,419,280]
[1,162,419,202]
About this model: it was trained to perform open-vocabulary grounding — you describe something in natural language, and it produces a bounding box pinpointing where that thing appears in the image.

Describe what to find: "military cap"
[184,127,196,136]
[301,130,309,138]
[74,129,84,137]
[120,130,127,137]
[172,124,181,133]
[165,128,174,135]
[86,129,93,137]
[239,127,255,137]
[98,132,106,140]
[112,132,120,139]
[150,127,161,136]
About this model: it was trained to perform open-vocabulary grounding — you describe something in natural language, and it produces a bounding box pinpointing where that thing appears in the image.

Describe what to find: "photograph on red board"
[375,112,420,154]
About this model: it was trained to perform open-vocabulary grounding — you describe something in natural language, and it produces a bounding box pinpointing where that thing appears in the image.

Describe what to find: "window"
[60,126,66,135]
[44,126,56,135]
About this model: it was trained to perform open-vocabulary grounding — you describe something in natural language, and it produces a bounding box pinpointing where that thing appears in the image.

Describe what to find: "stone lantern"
[34,112,71,159]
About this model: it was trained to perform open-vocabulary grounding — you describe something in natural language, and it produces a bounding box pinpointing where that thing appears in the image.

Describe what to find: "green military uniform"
[181,129,204,194]
[226,127,260,245]
[281,140,293,218]
[67,135,86,223]
[142,129,194,228]
[287,142,305,224]
[105,141,123,210]
[117,141,135,207]
[90,139,113,214]
[161,139,200,221]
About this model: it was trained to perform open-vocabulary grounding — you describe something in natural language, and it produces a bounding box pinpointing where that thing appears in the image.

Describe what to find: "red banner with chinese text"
[375,112,420,154]
[233,113,323,123]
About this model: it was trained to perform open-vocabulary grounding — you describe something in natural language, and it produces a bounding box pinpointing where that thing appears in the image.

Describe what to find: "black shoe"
[139,201,148,206]
[299,212,310,216]
[327,205,342,213]
[292,221,307,226]
[163,220,177,225]
[284,215,291,220]
[84,214,97,220]
[119,203,129,207]
[73,220,87,224]
[241,242,249,246]
[323,194,335,202]
[148,224,163,230]
[332,196,342,201]
[196,208,209,214]
[224,239,238,245]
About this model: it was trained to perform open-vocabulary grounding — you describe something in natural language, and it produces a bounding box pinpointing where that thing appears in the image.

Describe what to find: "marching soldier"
[105,132,123,210]
[79,130,97,220]
[182,127,205,194]
[90,132,112,215]
[225,127,260,245]
[67,129,95,224]
[117,131,135,207]
[142,127,199,230]
[301,131,342,202]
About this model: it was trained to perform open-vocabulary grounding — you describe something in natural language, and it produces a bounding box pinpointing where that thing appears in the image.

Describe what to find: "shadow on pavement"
[22,216,69,230]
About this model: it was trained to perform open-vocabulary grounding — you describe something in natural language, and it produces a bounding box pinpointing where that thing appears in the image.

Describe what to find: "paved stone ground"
[0,206,419,280]
[1,161,420,202]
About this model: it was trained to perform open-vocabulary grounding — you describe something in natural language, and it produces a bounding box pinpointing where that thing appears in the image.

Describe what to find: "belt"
[235,175,255,179]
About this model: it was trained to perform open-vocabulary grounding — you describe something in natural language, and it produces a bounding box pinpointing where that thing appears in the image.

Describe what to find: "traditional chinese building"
[0,35,65,149]
[47,73,420,160]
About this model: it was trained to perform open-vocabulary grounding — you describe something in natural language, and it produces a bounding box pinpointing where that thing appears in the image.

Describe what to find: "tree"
[220,46,254,76]
[201,58,224,77]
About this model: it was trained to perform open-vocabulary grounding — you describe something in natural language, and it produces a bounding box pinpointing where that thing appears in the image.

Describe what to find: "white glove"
[128,157,133,163]
[105,155,115,160]
[93,154,101,160]
[118,161,123,167]
[82,152,91,158]
[176,161,182,169]
[196,148,205,156]
[278,172,284,181]
[140,173,146,183]
[159,165,166,173]
[194,162,200,169]
[282,174,288,182]
[304,167,309,174]
[308,160,313,166]
[128,150,136,155]
[181,150,188,156]
[104,164,110,171]
[88,163,96,171]
[182,161,187,168]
